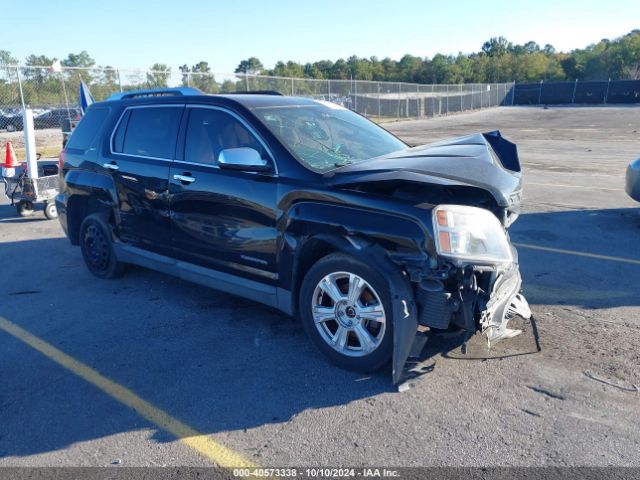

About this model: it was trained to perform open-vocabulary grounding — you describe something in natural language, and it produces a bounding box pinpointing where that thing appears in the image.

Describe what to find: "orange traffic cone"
[4,142,20,168]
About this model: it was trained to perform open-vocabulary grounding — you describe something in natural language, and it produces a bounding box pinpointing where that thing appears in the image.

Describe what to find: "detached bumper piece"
[480,265,531,347]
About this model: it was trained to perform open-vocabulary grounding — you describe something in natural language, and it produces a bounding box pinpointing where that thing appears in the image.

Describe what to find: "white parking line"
[514,242,640,265]
[526,182,620,192]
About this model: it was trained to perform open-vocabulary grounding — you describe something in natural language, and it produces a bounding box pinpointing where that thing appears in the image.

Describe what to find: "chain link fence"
[0,65,515,157]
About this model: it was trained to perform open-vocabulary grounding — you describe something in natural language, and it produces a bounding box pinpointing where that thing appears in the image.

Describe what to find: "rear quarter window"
[66,107,110,150]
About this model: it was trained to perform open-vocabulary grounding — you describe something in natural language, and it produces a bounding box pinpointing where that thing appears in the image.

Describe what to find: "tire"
[16,201,34,217]
[299,252,393,373]
[79,214,125,279]
[44,202,58,220]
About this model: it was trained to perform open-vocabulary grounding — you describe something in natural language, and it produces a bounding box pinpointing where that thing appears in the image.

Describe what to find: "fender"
[282,201,426,385]
[280,200,432,287]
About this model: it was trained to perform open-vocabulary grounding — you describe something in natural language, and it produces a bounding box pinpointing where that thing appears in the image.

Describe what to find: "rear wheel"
[44,202,58,220]
[79,214,125,279]
[16,200,34,217]
[299,252,393,372]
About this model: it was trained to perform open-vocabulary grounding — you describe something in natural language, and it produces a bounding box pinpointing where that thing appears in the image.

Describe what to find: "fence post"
[571,79,577,103]
[61,73,70,115]
[354,79,357,112]
[327,79,331,100]
[445,85,449,114]
[511,81,516,105]
[431,84,434,117]
[397,82,401,120]
[480,84,483,109]
[117,69,123,92]
[15,66,25,109]
[460,83,463,111]
[538,80,543,105]
[291,78,294,96]
[604,77,611,104]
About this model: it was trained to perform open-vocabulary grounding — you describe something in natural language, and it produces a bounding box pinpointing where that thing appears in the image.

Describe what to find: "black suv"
[56,87,530,384]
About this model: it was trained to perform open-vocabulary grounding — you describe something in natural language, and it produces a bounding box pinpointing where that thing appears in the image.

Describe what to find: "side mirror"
[218,148,271,172]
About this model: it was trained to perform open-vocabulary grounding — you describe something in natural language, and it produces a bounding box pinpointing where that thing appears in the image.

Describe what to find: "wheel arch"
[282,201,431,315]
[66,191,117,245]
[63,170,119,245]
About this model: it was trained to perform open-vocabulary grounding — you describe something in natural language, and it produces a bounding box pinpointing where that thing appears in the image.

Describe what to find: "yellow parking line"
[0,316,256,469]
[514,242,640,266]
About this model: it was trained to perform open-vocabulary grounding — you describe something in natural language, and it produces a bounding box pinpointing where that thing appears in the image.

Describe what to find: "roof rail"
[232,90,284,96]
[107,87,203,101]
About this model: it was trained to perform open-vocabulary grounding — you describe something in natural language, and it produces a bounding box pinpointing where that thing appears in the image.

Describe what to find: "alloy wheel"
[311,271,386,357]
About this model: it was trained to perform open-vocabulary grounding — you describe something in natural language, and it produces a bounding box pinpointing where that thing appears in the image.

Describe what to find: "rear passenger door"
[104,105,184,255]
[168,105,279,284]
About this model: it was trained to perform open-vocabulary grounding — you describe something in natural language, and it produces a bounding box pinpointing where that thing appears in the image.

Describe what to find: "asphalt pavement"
[1,106,639,469]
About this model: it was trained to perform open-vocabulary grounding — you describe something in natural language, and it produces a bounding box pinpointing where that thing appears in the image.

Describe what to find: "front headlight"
[432,204,513,265]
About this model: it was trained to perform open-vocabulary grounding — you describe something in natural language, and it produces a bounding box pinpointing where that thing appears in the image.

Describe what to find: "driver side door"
[168,105,279,285]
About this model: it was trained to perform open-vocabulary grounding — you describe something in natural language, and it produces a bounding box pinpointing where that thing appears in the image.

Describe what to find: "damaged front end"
[327,129,532,384]
[396,204,532,384]
[412,252,531,347]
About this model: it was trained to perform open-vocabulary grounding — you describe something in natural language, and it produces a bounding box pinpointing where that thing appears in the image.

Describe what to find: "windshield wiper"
[334,160,352,168]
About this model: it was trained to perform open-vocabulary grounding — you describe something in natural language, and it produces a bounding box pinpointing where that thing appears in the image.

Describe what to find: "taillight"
[58,150,64,172]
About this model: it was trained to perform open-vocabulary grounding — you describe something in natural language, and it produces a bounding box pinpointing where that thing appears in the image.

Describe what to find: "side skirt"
[113,244,293,315]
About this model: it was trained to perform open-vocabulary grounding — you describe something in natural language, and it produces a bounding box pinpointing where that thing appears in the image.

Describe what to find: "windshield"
[252,102,407,172]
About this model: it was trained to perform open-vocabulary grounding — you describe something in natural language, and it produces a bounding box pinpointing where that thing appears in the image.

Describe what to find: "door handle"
[173,174,196,184]
[103,162,119,171]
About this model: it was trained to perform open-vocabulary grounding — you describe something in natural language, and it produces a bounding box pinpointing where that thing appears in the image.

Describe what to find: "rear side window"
[66,107,110,150]
[114,106,182,159]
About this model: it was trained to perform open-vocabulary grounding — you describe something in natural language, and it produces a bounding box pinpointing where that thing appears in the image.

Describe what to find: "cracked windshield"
[254,102,407,172]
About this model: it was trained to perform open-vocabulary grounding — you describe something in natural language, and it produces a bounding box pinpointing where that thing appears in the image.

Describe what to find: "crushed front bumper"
[412,246,531,347]
[394,244,531,385]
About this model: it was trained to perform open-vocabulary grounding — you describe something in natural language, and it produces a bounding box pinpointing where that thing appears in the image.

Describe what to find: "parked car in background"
[34,108,81,130]
[0,109,23,132]
[55,88,531,384]
[626,157,640,202]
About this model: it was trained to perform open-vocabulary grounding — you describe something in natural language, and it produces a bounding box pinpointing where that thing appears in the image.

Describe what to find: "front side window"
[185,108,266,165]
[115,106,183,159]
[252,101,407,172]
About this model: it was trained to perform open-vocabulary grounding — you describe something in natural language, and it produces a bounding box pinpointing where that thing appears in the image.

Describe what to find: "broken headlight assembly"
[432,204,513,266]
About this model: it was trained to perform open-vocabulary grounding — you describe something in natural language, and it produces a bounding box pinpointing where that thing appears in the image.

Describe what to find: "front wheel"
[299,252,393,373]
[79,214,125,279]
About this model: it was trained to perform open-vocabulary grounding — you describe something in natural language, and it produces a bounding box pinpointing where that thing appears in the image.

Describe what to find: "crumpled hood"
[327,131,523,209]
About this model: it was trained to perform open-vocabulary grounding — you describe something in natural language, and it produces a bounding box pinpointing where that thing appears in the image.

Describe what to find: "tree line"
[250,30,639,83]
[0,29,638,105]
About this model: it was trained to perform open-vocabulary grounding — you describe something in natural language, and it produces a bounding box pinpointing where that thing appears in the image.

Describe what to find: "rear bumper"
[626,158,640,202]
[55,193,69,238]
